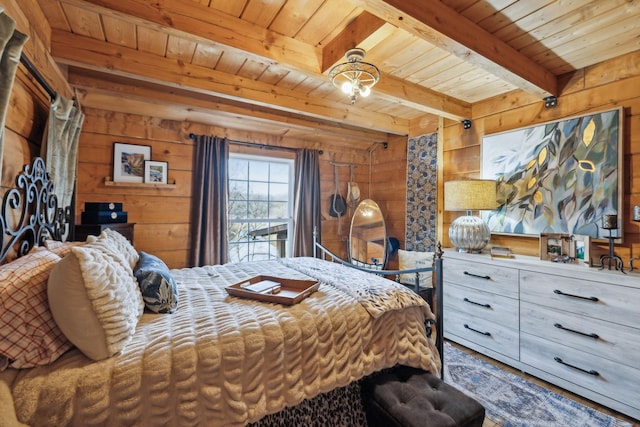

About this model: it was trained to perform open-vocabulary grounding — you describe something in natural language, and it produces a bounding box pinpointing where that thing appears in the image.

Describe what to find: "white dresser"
[443,250,640,420]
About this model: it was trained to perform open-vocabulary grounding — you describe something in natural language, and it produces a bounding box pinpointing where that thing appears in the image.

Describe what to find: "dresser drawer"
[520,332,640,411]
[445,258,518,298]
[445,309,519,360]
[521,302,640,369]
[444,283,518,327]
[520,270,640,328]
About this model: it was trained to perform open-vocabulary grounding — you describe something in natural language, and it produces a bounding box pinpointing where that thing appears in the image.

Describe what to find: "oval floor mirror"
[349,199,387,269]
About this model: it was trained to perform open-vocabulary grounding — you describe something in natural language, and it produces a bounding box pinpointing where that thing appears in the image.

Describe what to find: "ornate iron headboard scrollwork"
[0,157,69,263]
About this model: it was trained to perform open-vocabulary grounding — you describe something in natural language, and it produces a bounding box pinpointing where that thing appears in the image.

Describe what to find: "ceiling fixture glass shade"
[329,48,380,104]
[444,180,498,253]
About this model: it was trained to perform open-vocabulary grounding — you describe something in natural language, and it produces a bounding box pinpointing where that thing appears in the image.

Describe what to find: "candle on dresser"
[602,214,618,229]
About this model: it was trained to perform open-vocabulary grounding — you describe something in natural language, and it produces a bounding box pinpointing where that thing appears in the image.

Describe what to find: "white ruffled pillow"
[48,244,144,361]
[86,228,139,268]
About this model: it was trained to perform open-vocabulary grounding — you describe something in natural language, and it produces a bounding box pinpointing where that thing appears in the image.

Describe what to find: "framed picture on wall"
[113,142,151,183]
[144,160,168,184]
[481,108,623,241]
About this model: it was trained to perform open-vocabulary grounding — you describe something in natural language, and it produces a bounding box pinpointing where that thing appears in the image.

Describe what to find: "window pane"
[269,201,288,218]
[229,158,248,180]
[249,161,269,181]
[270,165,289,183]
[249,181,269,199]
[269,183,289,201]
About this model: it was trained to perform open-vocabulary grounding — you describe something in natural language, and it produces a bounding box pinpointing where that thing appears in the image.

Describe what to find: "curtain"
[0,9,28,182]
[292,148,321,257]
[41,94,85,213]
[190,135,229,267]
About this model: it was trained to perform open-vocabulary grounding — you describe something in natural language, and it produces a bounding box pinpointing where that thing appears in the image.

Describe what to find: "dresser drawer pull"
[553,357,600,377]
[464,324,491,336]
[463,297,491,309]
[464,271,491,280]
[553,289,599,302]
[553,323,599,339]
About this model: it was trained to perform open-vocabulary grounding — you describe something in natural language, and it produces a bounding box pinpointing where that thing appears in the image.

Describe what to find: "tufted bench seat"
[362,365,485,427]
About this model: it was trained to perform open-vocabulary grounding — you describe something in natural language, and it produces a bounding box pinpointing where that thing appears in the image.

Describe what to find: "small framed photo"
[113,142,151,183]
[144,160,168,184]
[539,233,571,261]
[573,234,590,264]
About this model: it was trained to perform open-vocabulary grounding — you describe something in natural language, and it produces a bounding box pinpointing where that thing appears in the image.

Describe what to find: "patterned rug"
[443,342,632,427]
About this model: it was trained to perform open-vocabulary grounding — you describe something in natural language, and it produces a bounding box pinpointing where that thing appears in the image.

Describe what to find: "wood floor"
[446,342,640,427]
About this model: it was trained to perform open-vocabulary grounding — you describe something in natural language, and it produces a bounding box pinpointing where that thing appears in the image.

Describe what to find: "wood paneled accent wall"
[440,51,640,265]
[75,108,382,268]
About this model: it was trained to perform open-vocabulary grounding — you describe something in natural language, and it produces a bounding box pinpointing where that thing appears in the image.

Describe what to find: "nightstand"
[74,223,135,244]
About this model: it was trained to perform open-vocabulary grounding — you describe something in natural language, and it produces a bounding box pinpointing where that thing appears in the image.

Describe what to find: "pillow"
[47,245,144,361]
[133,252,179,313]
[0,250,72,370]
[87,228,139,268]
[44,239,84,257]
[398,249,434,288]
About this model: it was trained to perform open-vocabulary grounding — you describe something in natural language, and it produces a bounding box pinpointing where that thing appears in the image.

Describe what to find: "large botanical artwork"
[481,108,622,239]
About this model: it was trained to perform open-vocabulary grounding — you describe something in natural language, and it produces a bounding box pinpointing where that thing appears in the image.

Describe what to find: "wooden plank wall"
[440,50,640,266]
[75,107,380,268]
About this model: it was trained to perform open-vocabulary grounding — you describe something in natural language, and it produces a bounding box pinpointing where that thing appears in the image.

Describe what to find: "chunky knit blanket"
[0,258,439,427]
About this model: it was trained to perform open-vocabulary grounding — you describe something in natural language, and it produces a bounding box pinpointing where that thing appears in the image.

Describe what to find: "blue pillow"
[133,252,178,313]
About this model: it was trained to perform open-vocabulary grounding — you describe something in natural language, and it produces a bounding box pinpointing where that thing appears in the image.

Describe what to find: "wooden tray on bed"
[225,275,320,305]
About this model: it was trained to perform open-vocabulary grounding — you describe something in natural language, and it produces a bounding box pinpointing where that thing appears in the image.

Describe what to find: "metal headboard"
[0,157,68,263]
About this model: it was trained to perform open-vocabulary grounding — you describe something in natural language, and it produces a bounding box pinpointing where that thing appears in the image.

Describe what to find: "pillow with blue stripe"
[133,252,178,313]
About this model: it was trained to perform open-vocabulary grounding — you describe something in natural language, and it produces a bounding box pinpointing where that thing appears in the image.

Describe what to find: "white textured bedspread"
[1,257,439,427]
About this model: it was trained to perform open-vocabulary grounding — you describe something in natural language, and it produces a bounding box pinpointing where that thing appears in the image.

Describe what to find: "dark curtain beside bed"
[293,148,321,257]
[190,135,229,266]
[0,10,28,183]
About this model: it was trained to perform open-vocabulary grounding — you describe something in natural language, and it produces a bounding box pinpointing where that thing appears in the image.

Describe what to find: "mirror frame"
[349,199,387,268]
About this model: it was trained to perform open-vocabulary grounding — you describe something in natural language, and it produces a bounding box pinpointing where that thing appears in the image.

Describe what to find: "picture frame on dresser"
[144,160,168,184]
[539,233,572,261]
[113,142,151,183]
[481,107,623,241]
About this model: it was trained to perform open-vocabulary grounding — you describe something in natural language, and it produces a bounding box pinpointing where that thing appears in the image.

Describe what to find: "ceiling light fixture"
[329,48,380,104]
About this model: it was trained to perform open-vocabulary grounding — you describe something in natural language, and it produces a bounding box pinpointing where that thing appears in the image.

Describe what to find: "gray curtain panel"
[0,9,28,183]
[293,148,322,257]
[190,134,229,267]
[41,94,85,212]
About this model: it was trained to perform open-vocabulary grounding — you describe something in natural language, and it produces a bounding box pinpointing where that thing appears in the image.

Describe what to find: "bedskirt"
[0,257,439,427]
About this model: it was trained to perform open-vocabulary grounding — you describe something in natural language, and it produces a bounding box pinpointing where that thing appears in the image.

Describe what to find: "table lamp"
[444,179,497,253]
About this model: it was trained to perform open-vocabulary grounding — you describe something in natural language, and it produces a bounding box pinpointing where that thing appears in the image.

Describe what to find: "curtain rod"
[188,133,323,155]
[20,54,57,101]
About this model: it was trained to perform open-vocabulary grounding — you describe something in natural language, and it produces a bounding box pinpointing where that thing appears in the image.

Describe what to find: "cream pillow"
[398,249,434,287]
[87,228,139,268]
[48,245,144,360]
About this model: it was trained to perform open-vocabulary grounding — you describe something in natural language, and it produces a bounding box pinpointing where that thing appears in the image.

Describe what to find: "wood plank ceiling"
[36,0,640,147]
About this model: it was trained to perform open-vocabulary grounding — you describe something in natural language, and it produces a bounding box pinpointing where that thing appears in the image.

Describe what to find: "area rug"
[443,342,632,427]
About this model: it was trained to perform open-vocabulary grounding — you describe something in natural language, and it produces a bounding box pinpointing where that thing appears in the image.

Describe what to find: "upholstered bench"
[362,365,485,427]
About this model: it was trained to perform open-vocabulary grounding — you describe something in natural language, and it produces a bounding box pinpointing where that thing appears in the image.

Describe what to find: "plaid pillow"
[0,250,72,369]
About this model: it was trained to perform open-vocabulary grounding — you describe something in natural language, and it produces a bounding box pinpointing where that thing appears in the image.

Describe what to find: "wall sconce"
[462,119,472,129]
[444,180,497,253]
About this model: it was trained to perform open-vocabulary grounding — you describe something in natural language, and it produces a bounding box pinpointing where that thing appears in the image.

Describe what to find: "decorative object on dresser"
[444,179,497,253]
[112,142,151,183]
[489,246,512,259]
[443,250,640,421]
[599,213,624,272]
[539,233,573,262]
[481,108,622,240]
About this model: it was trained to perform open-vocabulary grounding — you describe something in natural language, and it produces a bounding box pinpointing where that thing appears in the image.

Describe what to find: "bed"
[0,157,443,427]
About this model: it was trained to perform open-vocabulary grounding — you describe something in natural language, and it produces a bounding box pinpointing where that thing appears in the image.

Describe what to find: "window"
[228,153,294,262]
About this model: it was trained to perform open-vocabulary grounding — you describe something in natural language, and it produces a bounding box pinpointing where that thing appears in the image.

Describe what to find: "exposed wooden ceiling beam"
[75,0,322,73]
[69,70,390,145]
[64,0,470,120]
[51,30,409,134]
[322,11,386,72]
[351,0,558,98]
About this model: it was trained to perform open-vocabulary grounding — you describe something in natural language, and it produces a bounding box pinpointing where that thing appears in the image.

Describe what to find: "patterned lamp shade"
[445,180,497,253]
